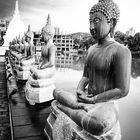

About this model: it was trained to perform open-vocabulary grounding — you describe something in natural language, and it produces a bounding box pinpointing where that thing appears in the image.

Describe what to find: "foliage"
[114,31,127,45]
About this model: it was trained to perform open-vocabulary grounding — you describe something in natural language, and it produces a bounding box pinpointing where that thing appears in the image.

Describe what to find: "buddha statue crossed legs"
[25,14,56,105]
[48,0,132,139]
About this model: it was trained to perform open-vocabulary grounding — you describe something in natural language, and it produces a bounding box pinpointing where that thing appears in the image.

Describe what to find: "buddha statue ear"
[110,18,116,38]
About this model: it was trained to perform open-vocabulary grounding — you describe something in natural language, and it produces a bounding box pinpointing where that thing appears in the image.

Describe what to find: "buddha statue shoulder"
[49,0,132,139]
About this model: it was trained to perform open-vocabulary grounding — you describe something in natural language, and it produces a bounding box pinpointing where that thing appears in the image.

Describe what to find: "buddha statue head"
[41,14,55,42]
[89,0,120,39]
[25,25,34,43]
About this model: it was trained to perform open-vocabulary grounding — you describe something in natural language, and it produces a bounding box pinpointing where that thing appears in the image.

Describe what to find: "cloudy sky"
[0,0,140,33]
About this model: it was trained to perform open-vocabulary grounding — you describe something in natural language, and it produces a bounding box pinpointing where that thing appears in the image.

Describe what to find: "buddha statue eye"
[93,17,101,24]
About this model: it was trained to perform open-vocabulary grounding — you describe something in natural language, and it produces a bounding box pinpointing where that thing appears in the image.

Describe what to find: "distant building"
[54,34,74,68]
[0,19,10,46]
[0,19,10,36]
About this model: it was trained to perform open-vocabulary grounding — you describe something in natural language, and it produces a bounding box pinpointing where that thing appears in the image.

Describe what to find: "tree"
[133,32,140,51]
[126,35,134,50]
[114,31,127,45]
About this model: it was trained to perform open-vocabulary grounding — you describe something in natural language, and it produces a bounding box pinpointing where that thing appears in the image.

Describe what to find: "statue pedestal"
[25,81,55,105]
[44,101,99,140]
[16,68,30,80]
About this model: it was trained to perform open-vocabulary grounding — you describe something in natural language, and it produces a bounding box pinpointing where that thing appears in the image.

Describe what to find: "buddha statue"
[14,35,23,59]
[45,0,132,139]
[18,33,28,60]
[25,14,56,105]
[16,25,35,80]
[20,25,35,67]
[13,34,28,73]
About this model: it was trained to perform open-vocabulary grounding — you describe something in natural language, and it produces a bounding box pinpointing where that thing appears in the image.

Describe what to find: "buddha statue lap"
[44,0,132,140]
[16,25,35,80]
[25,14,56,105]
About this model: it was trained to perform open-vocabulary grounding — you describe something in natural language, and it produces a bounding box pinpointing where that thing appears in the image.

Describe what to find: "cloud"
[0,0,16,18]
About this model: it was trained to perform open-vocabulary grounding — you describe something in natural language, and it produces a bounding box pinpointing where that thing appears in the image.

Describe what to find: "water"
[118,58,140,140]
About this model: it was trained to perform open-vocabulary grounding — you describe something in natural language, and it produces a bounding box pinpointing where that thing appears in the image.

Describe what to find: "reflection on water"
[118,58,140,140]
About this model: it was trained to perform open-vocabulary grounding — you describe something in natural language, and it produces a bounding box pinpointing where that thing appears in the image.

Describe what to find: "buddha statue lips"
[90,29,97,38]
[25,14,56,105]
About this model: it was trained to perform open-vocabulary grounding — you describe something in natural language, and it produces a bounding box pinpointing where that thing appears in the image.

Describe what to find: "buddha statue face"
[89,0,120,40]
[25,36,31,43]
[90,12,111,40]
[41,30,53,42]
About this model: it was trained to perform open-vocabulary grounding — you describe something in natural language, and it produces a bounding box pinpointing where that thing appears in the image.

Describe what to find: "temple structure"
[3,0,26,46]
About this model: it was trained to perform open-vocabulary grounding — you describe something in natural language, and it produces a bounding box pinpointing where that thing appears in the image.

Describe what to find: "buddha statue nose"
[90,22,95,30]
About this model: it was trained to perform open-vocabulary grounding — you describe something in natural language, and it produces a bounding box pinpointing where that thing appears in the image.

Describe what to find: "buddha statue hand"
[30,66,36,74]
[78,94,97,104]
[32,71,38,80]
[76,89,85,97]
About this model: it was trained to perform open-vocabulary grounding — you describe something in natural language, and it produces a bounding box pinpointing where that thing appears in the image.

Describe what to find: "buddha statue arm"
[77,50,89,95]
[53,89,86,109]
[79,46,132,104]
[77,64,89,95]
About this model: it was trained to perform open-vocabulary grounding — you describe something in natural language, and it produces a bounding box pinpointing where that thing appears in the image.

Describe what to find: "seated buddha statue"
[9,38,19,67]
[20,33,28,56]
[20,25,35,67]
[25,14,56,105]
[14,35,24,59]
[46,0,132,140]
[13,34,28,72]
[16,25,35,80]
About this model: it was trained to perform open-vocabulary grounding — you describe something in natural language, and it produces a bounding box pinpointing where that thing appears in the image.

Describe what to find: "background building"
[0,19,10,46]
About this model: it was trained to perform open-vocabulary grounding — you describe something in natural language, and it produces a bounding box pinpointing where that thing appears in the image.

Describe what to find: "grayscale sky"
[0,0,140,33]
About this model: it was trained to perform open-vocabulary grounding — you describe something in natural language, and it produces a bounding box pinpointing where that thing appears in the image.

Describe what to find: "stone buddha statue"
[20,25,35,66]
[45,0,132,139]
[18,32,28,60]
[16,25,35,80]
[25,14,56,105]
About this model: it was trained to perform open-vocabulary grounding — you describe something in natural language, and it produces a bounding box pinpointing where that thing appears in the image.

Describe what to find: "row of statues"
[7,0,132,139]
[9,14,56,104]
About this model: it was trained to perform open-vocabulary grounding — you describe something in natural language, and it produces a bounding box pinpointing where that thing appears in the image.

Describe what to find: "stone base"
[16,69,30,80]
[44,101,99,140]
[25,83,55,105]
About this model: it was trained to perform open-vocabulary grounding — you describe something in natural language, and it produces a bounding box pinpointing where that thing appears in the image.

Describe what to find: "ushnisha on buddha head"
[89,0,120,40]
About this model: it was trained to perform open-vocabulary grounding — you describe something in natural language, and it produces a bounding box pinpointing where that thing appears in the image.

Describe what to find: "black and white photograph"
[0,0,140,140]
